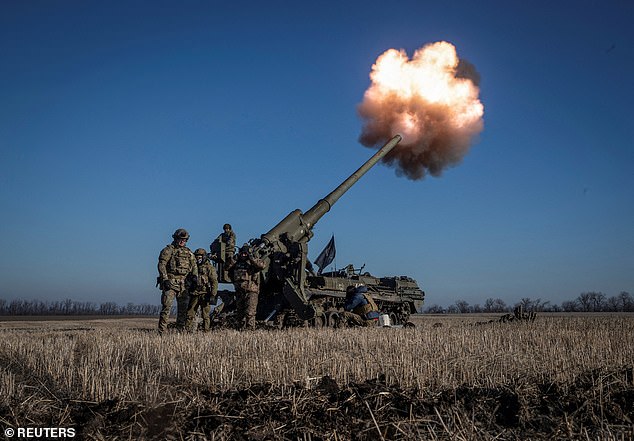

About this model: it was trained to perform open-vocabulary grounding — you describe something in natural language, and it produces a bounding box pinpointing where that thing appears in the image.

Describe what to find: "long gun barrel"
[261,134,402,244]
[303,134,402,228]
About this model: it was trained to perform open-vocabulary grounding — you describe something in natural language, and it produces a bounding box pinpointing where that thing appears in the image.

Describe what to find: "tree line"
[424,291,634,314]
[1,291,632,316]
[0,298,160,316]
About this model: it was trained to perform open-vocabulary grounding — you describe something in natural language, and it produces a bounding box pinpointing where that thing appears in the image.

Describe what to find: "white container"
[378,314,391,327]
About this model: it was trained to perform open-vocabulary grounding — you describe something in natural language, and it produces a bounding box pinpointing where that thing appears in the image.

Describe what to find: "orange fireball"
[358,41,484,179]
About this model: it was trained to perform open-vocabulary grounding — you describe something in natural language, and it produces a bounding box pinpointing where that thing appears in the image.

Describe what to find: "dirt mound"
[6,368,634,440]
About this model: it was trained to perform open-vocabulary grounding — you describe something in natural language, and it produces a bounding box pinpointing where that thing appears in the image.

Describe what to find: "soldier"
[185,248,218,332]
[210,223,236,282]
[340,285,380,327]
[227,244,265,330]
[157,228,198,334]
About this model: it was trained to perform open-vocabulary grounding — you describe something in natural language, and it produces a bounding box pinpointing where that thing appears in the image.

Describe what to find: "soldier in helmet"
[340,285,380,327]
[226,244,265,330]
[185,248,218,332]
[157,228,198,334]
[210,223,236,282]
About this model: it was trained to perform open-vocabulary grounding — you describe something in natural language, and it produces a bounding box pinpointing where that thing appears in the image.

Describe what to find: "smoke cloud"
[358,42,484,180]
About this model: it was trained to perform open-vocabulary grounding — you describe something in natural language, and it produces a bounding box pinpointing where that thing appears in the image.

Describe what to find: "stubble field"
[0,314,633,440]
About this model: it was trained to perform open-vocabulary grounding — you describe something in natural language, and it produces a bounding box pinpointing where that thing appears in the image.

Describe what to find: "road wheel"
[326,311,341,328]
[310,314,325,328]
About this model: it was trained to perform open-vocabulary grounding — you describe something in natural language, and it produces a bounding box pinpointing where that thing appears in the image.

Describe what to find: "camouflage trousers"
[158,288,190,334]
[340,311,377,328]
[185,293,214,332]
[219,256,234,283]
[235,289,259,331]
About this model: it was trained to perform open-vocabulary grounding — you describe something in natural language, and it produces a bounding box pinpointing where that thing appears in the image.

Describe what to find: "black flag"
[314,235,336,274]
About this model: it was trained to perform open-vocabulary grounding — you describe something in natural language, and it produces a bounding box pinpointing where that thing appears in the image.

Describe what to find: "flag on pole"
[314,235,336,274]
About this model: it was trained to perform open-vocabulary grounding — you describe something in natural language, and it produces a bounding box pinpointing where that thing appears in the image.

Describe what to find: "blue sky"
[1,1,632,308]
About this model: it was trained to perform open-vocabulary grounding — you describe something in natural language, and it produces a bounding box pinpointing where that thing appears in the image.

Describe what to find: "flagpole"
[333,232,336,272]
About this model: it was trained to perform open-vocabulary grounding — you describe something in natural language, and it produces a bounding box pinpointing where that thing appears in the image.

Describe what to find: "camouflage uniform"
[228,247,265,330]
[218,229,236,260]
[157,230,198,334]
[186,250,218,332]
[210,224,236,282]
[341,285,380,327]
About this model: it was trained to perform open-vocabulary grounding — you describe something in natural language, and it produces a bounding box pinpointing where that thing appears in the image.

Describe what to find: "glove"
[161,279,171,291]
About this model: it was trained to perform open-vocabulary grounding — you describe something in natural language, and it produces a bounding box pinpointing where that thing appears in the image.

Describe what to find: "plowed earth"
[3,368,632,440]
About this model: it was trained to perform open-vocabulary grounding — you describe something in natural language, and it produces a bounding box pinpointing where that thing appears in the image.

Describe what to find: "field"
[1,314,633,440]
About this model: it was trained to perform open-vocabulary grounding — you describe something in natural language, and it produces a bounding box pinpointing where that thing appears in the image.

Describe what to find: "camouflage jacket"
[158,243,198,283]
[228,257,265,293]
[192,259,218,297]
[217,231,236,256]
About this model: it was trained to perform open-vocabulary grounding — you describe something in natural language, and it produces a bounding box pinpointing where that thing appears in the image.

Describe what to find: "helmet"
[194,248,207,256]
[238,244,251,260]
[239,244,251,253]
[172,228,190,240]
[223,223,232,230]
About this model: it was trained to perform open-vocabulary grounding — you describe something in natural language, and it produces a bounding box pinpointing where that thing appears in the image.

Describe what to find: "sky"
[1,1,632,308]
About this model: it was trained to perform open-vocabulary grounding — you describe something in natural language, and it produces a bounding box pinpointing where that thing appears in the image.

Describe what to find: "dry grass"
[0,315,632,439]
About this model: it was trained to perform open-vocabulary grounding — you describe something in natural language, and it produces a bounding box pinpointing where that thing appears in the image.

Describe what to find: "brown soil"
[4,367,632,440]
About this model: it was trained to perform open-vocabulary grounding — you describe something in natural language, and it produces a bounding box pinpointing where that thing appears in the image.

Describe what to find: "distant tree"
[0,298,160,316]
[562,300,579,312]
[618,291,633,312]
[137,304,160,315]
[577,292,594,312]
[483,298,494,312]
[454,300,470,314]
[472,304,482,313]
[605,296,620,312]
[575,292,607,312]
[446,305,459,314]
[545,303,562,312]
[85,302,97,314]
[592,292,606,312]
[9,300,24,315]
[49,301,60,314]
[32,300,47,314]
[484,298,508,313]
[531,298,550,312]
[424,304,445,314]
[517,297,546,311]
[99,302,118,315]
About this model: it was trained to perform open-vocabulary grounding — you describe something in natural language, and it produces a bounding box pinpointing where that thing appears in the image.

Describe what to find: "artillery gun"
[212,135,425,327]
